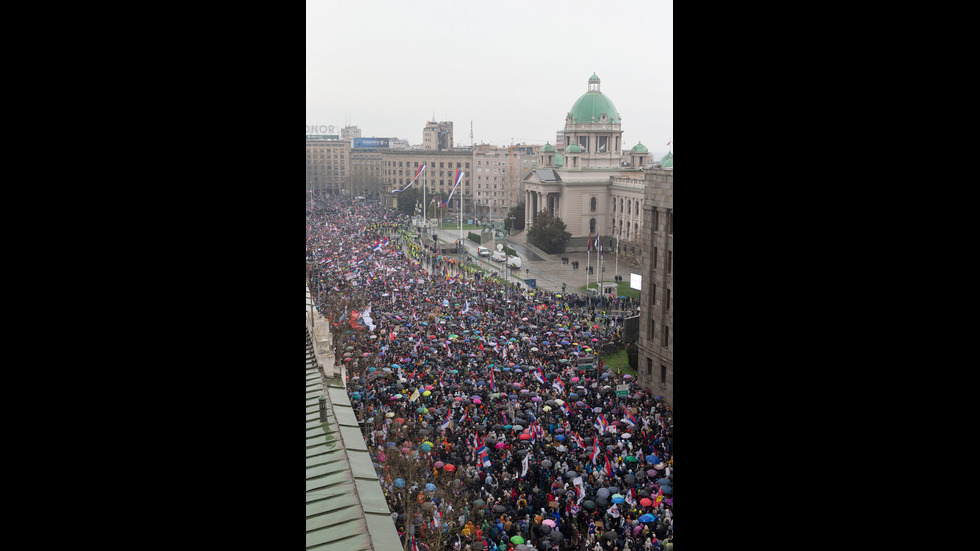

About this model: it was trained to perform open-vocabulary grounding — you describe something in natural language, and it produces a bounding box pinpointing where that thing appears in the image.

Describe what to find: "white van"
[491,250,507,262]
[477,246,491,257]
[506,255,522,269]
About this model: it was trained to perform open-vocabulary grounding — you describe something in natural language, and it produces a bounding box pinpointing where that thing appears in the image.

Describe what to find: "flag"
[461,301,470,315]
[393,164,425,193]
[667,139,671,146]
[624,411,638,427]
[587,232,593,252]
[533,368,546,385]
[653,487,664,507]
[440,409,452,431]
[604,455,613,477]
[571,432,585,449]
[479,447,491,468]
[594,414,608,433]
[521,453,530,477]
[560,402,571,416]
[439,169,464,208]
[353,304,376,331]
[595,232,601,257]
[490,367,495,391]
[409,388,421,402]
[590,435,600,464]
[552,378,565,393]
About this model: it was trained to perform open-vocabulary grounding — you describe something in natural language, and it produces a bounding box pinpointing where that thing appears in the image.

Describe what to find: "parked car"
[477,246,491,257]
[491,250,507,262]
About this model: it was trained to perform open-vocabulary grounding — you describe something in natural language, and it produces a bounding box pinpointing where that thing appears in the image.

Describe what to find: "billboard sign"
[630,273,642,291]
[353,138,390,148]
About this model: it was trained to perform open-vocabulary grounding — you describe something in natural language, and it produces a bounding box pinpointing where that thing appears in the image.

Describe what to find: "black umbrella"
[604,530,618,540]
[582,500,596,510]
[541,460,553,469]
[494,505,506,513]
[564,470,577,479]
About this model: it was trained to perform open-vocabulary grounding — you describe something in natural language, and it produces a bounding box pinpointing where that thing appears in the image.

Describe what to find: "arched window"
[590,197,597,212]
[590,218,596,233]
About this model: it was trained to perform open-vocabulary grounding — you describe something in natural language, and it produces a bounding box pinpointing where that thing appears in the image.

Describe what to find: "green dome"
[631,141,648,153]
[569,74,619,124]
[554,152,564,167]
[542,142,554,152]
[660,151,672,167]
[566,143,582,153]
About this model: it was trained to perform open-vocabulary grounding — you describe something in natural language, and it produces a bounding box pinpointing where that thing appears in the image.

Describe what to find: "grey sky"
[307,0,672,158]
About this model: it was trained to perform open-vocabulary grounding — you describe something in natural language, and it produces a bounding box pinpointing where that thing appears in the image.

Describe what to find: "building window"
[660,365,667,384]
[668,210,673,235]
[598,136,607,153]
[666,289,671,310]
[650,283,656,306]
[662,326,669,348]
[668,251,672,273]
[590,197,597,212]
[647,358,653,376]
[653,248,658,269]
[653,209,659,232]
[589,218,596,233]
[649,319,655,341]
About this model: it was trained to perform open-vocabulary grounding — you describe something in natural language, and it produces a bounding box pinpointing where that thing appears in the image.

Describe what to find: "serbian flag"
[624,411,638,427]
[439,169,464,208]
[479,447,491,468]
[439,409,452,432]
[587,232,593,252]
[590,435,600,464]
[604,455,613,477]
[534,368,547,385]
[594,414,608,433]
[560,402,572,416]
[490,367,496,390]
[553,378,565,393]
[393,164,425,193]
[571,432,585,449]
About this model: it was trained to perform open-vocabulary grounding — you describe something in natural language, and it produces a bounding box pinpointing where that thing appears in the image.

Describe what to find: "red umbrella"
[519,433,531,440]
[444,464,456,471]
[640,498,653,507]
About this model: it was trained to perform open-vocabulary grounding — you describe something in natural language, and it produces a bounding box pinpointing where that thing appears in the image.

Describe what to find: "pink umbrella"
[474,398,482,404]
[571,377,580,382]
[543,519,556,527]
[495,442,506,449]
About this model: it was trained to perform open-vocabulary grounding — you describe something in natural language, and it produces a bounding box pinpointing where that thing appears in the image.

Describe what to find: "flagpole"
[423,167,427,229]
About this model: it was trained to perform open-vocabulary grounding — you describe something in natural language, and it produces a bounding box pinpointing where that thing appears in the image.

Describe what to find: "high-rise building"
[422,121,454,151]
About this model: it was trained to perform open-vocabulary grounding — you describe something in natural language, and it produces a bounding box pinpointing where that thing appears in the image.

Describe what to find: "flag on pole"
[552,378,565,393]
[440,409,452,431]
[439,169,464,208]
[521,453,530,477]
[590,435,600,464]
[560,402,572,416]
[534,367,547,385]
[653,486,664,507]
[604,455,613,477]
[595,232,601,258]
[594,414,608,433]
[667,139,671,146]
[409,388,421,402]
[624,411,638,427]
[393,164,426,193]
[587,232,593,252]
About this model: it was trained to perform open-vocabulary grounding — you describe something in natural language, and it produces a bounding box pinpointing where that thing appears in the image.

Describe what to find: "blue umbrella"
[638,514,656,523]
[611,495,625,504]
[424,483,436,491]
[394,478,405,488]
[646,455,659,464]
[555,435,565,441]
[660,486,673,495]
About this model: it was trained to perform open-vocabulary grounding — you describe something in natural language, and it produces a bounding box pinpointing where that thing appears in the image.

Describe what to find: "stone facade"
[306,137,351,197]
[380,149,473,216]
[637,168,673,404]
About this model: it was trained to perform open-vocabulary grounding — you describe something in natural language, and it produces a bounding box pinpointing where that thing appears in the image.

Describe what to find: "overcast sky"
[307,0,672,158]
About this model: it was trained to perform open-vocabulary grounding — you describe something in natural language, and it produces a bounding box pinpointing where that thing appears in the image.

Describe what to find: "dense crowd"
[307,197,673,551]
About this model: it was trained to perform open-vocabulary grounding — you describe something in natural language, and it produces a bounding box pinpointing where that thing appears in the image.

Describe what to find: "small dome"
[555,152,564,168]
[566,143,582,153]
[542,142,555,152]
[660,151,672,167]
[631,141,648,153]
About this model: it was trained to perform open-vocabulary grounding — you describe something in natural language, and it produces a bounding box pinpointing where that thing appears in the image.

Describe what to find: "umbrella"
[640,498,653,507]
[424,483,436,491]
[611,494,625,504]
[474,499,485,506]
[660,486,673,494]
[597,488,610,498]
[639,513,656,523]
[444,464,455,471]
[542,519,556,527]
[494,505,506,513]
[433,461,445,468]
[394,478,405,488]
[582,500,596,510]
[519,433,531,440]
[564,470,577,479]
[541,460,553,469]
[604,531,618,540]
[511,536,525,545]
